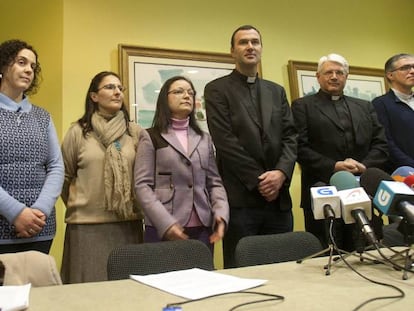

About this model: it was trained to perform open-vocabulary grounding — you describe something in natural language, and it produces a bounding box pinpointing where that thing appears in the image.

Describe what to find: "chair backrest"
[107,239,214,280]
[234,231,323,267]
[0,250,62,286]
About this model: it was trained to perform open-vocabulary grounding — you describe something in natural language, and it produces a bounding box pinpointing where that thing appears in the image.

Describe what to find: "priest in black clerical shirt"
[291,53,388,251]
[204,25,297,268]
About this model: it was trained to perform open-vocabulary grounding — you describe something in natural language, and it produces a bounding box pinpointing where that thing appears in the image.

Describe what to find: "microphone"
[398,201,414,225]
[391,166,414,182]
[360,167,393,199]
[360,168,414,225]
[404,175,414,190]
[330,171,371,224]
[310,182,341,220]
[329,171,359,191]
[330,171,377,245]
[335,187,372,224]
[373,180,414,224]
[351,209,377,244]
[360,168,414,247]
[338,187,377,245]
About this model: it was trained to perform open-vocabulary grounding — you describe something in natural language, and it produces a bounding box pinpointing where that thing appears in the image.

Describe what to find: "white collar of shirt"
[0,92,32,112]
[392,88,414,110]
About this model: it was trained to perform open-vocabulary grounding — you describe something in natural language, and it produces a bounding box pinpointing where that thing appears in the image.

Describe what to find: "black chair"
[234,231,323,267]
[107,239,214,280]
[382,222,408,247]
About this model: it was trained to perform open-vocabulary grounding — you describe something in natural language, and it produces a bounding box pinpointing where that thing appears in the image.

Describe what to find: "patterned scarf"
[91,111,135,219]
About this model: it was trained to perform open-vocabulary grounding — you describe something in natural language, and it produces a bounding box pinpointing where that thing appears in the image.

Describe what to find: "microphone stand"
[330,228,383,266]
[380,219,414,280]
[297,217,384,275]
[297,218,353,275]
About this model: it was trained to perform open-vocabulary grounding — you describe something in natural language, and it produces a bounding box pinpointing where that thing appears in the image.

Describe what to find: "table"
[29,248,414,310]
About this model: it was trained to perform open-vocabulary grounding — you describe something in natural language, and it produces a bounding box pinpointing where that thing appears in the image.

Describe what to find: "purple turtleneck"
[170,117,202,227]
[171,117,189,153]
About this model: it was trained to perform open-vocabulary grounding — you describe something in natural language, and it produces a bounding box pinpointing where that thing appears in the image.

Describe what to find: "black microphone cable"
[165,290,285,311]
[328,222,405,311]
[373,243,414,275]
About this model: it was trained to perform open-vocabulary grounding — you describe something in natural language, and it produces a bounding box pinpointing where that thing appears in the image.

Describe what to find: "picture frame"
[118,44,237,130]
[287,60,389,102]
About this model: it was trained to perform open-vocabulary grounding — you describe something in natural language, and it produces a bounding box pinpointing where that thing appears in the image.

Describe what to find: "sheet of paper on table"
[0,283,31,311]
[131,268,267,300]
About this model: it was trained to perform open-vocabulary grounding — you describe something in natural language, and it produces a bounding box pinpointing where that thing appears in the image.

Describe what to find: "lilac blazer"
[134,127,229,238]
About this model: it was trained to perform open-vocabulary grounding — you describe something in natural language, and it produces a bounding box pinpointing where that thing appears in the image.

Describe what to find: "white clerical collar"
[331,95,341,101]
[247,76,256,84]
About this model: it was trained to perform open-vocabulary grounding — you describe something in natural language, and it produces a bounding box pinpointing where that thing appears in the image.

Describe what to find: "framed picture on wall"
[118,45,236,131]
[287,60,388,102]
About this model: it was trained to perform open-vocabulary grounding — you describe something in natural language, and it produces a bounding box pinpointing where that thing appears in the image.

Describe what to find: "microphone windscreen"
[391,166,414,182]
[359,167,393,197]
[404,174,414,190]
[329,171,359,190]
[313,181,327,187]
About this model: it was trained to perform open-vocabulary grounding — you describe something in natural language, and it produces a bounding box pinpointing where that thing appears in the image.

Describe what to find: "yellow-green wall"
[1,0,413,269]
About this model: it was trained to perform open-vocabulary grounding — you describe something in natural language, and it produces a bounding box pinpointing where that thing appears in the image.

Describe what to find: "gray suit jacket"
[134,128,229,238]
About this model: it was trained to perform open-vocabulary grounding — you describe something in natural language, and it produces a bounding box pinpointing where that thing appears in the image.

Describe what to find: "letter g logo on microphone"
[377,189,391,206]
[317,188,334,195]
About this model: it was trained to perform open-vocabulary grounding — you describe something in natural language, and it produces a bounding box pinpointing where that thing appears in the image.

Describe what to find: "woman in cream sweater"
[61,71,143,283]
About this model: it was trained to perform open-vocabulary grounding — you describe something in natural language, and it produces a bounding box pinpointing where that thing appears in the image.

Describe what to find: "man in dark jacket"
[205,25,297,268]
[373,53,414,173]
[292,53,388,251]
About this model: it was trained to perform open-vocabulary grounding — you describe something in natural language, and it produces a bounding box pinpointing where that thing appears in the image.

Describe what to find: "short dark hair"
[230,25,262,48]
[385,53,414,72]
[78,71,131,137]
[0,39,41,95]
[384,53,414,83]
[152,75,202,135]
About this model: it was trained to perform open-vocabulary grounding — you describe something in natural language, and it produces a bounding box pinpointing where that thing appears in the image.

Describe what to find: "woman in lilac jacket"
[134,76,229,251]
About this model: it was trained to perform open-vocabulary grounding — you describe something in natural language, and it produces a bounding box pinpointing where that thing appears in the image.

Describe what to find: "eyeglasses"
[168,88,196,97]
[98,84,126,92]
[321,70,346,77]
[390,64,414,73]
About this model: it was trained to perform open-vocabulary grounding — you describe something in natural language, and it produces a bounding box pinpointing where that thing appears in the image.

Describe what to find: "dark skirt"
[61,220,143,284]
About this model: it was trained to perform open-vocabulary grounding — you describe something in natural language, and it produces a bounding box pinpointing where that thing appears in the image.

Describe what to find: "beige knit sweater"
[61,122,143,224]
[0,251,62,286]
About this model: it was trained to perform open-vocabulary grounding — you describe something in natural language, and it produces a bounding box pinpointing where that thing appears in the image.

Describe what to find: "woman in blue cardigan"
[0,39,64,254]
